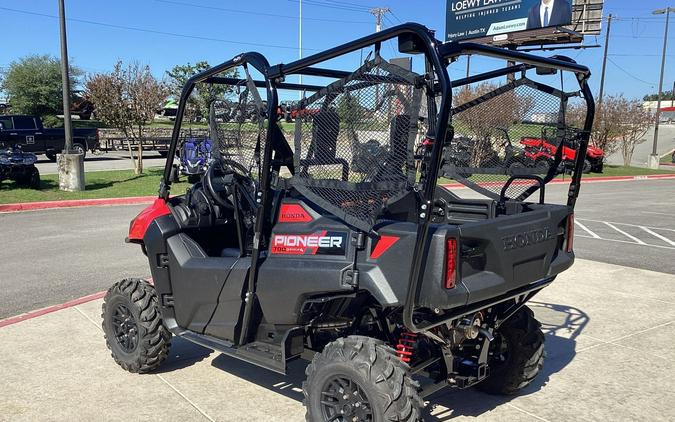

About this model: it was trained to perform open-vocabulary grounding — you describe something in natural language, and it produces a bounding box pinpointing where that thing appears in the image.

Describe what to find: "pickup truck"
[0,115,99,161]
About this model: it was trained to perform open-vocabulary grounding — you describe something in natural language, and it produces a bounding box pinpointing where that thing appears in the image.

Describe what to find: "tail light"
[445,238,458,289]
[566,213,574,253]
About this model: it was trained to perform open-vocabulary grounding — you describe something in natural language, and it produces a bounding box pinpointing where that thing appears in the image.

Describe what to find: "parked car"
[0,115,99,161]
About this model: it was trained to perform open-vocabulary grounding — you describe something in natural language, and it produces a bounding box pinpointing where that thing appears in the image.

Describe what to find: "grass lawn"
[589,165,674,177]
[0,168,191,205]
[438,165,674,185]
[1,164,673,205]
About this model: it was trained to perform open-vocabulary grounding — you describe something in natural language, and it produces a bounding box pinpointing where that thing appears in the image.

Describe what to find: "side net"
[443,77,588,201]
[290,57,423,232]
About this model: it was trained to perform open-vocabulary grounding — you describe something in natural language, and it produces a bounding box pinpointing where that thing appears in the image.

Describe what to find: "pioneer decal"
[271,231,347,256]
[502,227,554,251]
[278,203,313,223]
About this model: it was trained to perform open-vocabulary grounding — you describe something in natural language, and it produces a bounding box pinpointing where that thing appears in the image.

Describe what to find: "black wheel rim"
[320,375,372,422]
[111,304,139,353]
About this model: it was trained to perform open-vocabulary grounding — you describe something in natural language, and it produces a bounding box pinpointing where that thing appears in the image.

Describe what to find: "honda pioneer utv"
[102,24,594,421]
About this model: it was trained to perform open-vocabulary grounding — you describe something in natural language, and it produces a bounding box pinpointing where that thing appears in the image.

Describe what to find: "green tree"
[336,92,365,127]
[643,91,675,101]
[0,54,81,116]
[165,61,238,121]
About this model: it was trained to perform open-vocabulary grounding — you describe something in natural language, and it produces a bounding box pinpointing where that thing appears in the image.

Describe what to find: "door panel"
[166,233,246,337]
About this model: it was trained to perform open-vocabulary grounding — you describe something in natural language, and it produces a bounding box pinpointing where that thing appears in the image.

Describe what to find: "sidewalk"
[1,258,674,421]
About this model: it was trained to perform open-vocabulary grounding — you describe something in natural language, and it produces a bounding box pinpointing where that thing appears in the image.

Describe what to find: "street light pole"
[58,0,73,154]
[650,7,674,168]
[299,0,303,99]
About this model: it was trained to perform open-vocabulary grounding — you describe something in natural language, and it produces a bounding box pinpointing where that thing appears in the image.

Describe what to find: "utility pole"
[370,7,391,32]
[598,14,612,114]
[57,0,84,191]
[59,0,73,154]
[650,7,674,168]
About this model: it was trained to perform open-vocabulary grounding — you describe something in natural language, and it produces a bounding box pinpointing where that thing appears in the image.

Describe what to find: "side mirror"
[0,122,4,131]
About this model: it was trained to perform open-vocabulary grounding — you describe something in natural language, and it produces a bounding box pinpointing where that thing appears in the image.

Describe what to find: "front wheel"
[476,306,545,395]
[102,278,171,373]
[303,336,423,422]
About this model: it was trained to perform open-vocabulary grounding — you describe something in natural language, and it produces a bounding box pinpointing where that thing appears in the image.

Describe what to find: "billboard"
[446,0,574,42]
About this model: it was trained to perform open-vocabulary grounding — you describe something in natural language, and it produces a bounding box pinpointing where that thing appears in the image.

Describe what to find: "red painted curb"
[0,196,155,213]
[0,291,106,329]
[442,173,675,189]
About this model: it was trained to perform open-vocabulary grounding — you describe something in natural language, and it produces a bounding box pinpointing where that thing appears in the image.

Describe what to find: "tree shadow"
[424,301,589,420]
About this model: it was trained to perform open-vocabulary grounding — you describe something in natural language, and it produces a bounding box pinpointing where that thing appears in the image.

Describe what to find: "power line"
[609,53,675,57]
[287,0,371,13]
[0,6,317,51]
[319,0,372,11]
[606,57,656,86]
[389,10,404,24]
[153,0,371,24]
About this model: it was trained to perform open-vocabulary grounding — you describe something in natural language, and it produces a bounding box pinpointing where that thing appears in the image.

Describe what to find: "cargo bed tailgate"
[458,204,573,306]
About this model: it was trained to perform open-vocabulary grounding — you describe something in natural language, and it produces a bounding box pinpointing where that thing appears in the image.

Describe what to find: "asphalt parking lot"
[0,178,673,319]
[35,151,167,175]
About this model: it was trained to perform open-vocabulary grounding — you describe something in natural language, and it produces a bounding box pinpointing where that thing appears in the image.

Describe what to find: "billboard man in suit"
[526,0,572,30]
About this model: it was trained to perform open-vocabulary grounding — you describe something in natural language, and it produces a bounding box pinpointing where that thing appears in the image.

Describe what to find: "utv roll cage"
[158,23,594,345]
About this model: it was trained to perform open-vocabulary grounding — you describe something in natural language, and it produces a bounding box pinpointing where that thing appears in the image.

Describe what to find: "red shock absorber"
[395,332,418,363]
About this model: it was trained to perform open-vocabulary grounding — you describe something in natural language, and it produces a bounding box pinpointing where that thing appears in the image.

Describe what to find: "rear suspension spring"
[395,332,418,363]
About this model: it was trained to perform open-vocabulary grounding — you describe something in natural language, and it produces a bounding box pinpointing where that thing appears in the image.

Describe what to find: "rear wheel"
[102,278,171,373]
[582,159,591,174]
[303,336,422,422]
[28,167,40,189]
[476,306,545,395]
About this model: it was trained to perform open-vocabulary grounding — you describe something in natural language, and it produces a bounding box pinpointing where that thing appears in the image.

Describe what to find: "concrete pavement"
[1,259,674,421]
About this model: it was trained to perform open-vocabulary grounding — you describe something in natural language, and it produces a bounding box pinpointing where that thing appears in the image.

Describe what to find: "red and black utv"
[521,126,604,173]
[102,24,594,421]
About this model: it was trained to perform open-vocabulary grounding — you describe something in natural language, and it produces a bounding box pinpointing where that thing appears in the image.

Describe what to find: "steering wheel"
[204,159,257,211]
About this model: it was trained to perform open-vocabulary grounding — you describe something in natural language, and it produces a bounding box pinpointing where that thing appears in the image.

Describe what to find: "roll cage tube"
[402,42,595,335]
[268,23,454,337]
[159,52,273,199]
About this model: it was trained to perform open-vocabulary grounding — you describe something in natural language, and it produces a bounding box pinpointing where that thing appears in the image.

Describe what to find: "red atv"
[521,127,604,173]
